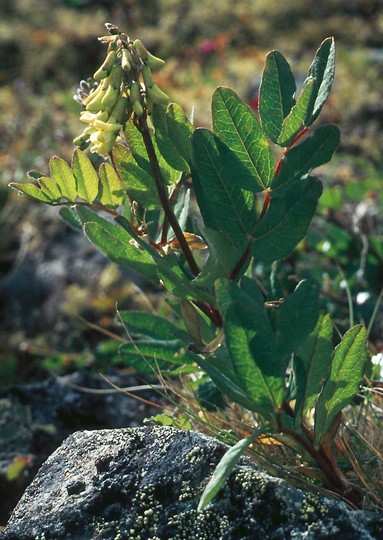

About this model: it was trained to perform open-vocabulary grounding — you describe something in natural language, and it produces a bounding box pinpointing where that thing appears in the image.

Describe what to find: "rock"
[0,372,162,525]
[1,426,382,539]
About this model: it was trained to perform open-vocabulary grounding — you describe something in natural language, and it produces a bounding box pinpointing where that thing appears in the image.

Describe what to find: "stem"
[136,115,200,277]
[230,187,270,281]
[277,404,362,503]
[258,188,271,222]
[274,127,309,177]
[195,301,223,328]
[160,173,189,245]
[230,240,251,281]
[55,201,119,218]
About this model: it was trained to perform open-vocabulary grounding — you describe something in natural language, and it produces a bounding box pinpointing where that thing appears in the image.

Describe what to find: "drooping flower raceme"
[73,24,169,155]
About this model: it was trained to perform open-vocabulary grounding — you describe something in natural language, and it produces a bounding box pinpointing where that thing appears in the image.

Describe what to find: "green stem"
[136,115,200,277]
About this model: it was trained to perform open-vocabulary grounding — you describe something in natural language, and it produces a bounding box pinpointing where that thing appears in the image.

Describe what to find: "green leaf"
[215,278,263,320]
[272,125,340,192]
[295,313,334,419]
[197,429,264,511]
[170,186,190,239]
[291,356,307,428]
[240,276,265,306]
[38,177,62,201]
[112,144,160,209]
[124,119,179,184]
[314,325,368,447]
[191,128,256,240]
[153,104,189,172]
[156,252,215,304]
[117,310,182,341]
[27,170,44,180]
[224,298,285,419]
[71,149,99,203]
[277,78,315,146]
[304,37,336,126]
[119,339,192,373]
[165,103,193,163]
[197,379,226,412]
[259,51,296,143]
[49,156,77,201]
[274,279,320,358]
[149,413,192,430]
[195,229,244,287]
[252,176,323,262]
[195,353,260,412]
[8,181,53,203]
[58,207,83,231]
[6,456,30,482]
[81,217,158,283]
[212,87,274,190]
[98,162,124,208]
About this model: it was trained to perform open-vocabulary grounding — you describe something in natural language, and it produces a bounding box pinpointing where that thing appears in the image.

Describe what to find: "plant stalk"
[136,115,200,277]
[278,404,362,506]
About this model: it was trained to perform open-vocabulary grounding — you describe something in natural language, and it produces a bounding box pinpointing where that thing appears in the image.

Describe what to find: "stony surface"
[1,426,382,539]
[0,372,162,525]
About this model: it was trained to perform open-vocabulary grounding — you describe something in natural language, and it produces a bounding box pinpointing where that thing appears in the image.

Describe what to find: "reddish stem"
[274,127,309,177]
[195,301,223,328]
[258,188,271,222]
[277,402,360,501]
[230,240,252,281]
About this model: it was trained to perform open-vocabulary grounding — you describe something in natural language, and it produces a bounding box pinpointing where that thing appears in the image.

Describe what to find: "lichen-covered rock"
[1,427,382,539]
[0,372,162,525]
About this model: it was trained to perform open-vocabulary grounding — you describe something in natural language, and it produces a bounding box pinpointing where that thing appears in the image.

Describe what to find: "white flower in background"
[371,352,383,379]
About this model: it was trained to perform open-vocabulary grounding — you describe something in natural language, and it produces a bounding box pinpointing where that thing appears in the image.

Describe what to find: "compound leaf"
[71,149,99,203]
[304,37,336,126]
[82,217,158,282]
[252,176,322,262]
[295,313,334,420]
[153,104,190,172]
[275,279,320,358]
[112,144,160,209]
[117,310,182,341]
[314,325,368,447]
[225,299,285,420]
[38,177,62,201]
[119,339,192,373]
[194,352,260,412]
[49,156,77,201]
[192,128,256,241]
[98,162,124,208]
[212,87,274,190]
[156,252,215,304]
[165,102,194,163]
[124,118,179,184]
[278,78,315,146]
[272,125,340,191]
[259,51,296,143]
[9,181,53,203]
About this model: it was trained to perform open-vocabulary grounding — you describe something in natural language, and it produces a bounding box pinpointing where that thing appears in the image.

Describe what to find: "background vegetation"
[0,0,382,393]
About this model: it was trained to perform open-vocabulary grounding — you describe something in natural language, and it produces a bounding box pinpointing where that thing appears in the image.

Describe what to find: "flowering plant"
[10,25,378,509]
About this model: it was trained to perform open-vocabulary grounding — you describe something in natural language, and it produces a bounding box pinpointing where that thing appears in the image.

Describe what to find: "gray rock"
[1,426,382,539]
[0,372,162,525]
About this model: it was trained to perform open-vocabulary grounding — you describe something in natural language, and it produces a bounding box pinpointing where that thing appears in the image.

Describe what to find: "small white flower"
[371,353,383,378]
